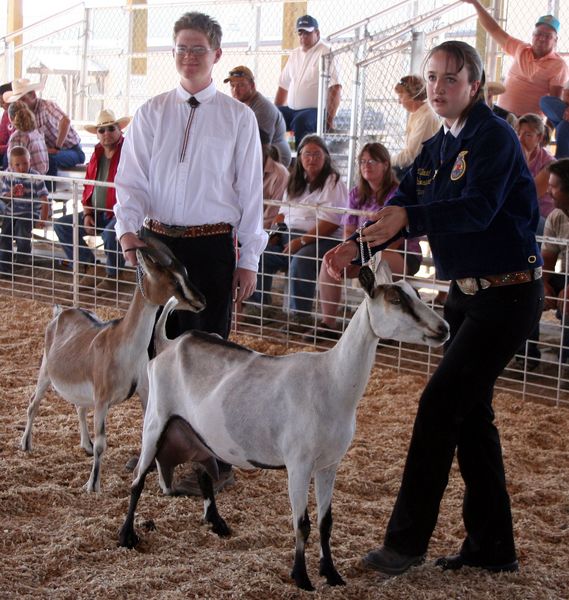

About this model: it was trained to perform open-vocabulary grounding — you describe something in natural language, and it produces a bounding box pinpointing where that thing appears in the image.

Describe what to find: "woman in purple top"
[316,142,422,337]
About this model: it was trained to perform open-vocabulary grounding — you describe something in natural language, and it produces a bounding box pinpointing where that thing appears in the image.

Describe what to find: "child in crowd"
[0,146,49,274]
[7,101,49,174]
[541,158,569,364]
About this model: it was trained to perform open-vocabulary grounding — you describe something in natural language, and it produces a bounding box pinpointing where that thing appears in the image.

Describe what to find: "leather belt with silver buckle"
[144,218,232,238]
[455,267,542,295]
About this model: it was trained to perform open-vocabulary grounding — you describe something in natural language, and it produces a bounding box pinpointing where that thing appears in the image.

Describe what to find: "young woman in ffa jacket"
[325,40,543,576]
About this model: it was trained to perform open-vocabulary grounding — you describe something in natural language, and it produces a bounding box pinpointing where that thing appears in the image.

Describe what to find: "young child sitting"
[0,145,49,274]
[541,158,569,365]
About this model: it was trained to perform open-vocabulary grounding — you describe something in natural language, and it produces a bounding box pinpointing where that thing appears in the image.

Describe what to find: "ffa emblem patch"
[450,151,468,181]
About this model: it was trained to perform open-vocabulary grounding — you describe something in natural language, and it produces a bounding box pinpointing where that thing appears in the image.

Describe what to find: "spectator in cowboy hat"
[3,78,85,185]
[54,109,131,292]
[224,65,291,166]
[274,14,342,145]
[461,1,568,116]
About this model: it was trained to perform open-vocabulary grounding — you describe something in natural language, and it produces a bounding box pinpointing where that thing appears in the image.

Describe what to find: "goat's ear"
[358,265,376,296]
[374,257,393,286]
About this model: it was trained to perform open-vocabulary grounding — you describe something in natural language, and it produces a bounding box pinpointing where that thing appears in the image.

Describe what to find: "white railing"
[0,173,568,407]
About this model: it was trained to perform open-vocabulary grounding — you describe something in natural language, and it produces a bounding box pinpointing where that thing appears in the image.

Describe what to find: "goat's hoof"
[319,560,346,586]
[118,527,139,549]
[291,570,314,592]
[212,521,231,538]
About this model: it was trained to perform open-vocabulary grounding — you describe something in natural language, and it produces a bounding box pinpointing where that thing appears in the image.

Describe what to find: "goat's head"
[136,237,206,312]
[359,257,449,347]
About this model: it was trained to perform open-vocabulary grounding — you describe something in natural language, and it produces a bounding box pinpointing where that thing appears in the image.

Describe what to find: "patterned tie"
[180,96,200,162]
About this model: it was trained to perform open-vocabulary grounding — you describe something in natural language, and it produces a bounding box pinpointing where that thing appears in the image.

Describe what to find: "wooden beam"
[7,0,23,79]
[281,1,307,70]
[128,0,147,75]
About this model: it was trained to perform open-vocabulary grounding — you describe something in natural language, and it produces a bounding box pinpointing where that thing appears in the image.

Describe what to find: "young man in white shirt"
[274,15,341,146]
[115,12,267,341]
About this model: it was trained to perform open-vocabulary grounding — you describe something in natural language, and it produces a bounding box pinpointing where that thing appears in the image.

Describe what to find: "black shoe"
[435,554,519,573]
[362,545,425,575]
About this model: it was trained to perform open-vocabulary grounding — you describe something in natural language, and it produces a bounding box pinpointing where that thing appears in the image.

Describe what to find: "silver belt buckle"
[456,277,491,295]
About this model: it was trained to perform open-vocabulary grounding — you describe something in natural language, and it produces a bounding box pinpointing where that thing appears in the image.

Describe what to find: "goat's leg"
[197,469,231,538]
[288,467,314,591]
[118,466,151,549]
[20,359,50,452]
[76,406,93,455]
[315,466,345,586]
[85,401,109,493]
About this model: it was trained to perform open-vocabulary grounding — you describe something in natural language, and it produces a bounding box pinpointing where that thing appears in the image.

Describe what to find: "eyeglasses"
[97,125,117,134]
[359,159,380,166]
[301,151,324,159]
[174,45,211,57]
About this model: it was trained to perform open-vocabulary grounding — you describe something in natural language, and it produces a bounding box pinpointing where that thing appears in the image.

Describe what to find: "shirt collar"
[442,118,466,138]
[176,80,217,104]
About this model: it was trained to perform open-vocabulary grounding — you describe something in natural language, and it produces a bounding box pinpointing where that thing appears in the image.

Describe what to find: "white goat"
[119,259,449,591]
[21,237,206,492]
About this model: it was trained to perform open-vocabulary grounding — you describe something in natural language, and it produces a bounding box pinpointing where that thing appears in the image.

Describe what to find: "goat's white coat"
[130,259,450,589]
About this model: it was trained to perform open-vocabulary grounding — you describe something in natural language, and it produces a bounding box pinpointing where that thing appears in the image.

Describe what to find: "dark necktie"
[180,97,200,162]
[440,131,450,166]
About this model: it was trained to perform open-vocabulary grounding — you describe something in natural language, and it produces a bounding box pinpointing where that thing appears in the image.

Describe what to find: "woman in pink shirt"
[517,113,555,227]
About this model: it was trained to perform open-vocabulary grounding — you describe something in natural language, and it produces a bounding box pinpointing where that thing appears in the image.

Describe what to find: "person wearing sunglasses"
[461,1,568,117]
[54,109,131,291]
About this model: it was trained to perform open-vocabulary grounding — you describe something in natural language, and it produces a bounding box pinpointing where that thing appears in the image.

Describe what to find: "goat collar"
[136,265,147,299]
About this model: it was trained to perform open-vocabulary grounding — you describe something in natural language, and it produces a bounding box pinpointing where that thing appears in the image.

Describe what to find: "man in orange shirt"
[462,1,568,116]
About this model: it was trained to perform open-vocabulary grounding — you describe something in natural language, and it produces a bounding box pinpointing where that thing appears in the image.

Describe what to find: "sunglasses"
[97,125,117,134]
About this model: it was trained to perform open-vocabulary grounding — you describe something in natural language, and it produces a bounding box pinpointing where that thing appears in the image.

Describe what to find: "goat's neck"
[116,287,159,350]
[326,299,379,408]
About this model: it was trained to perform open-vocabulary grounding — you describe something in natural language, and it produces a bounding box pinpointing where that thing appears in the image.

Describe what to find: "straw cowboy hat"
[84,109,131,134]
[3,78,44,103]
[486,81,506,97]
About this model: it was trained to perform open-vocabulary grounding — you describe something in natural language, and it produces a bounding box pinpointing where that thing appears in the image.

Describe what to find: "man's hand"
[359,206,409,248]
[83,213,95,236]
[232,267,257,303]
[323,240,358,281]
[120,232,146,266]
[563,106,569,121]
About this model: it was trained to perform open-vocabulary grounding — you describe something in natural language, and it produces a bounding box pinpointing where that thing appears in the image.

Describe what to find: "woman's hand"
[323,240,358,281]
[283,237,306,255]
[359,206,409,248]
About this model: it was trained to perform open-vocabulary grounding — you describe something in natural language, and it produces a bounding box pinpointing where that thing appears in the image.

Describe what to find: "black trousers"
[141,228,236,340]
[384,278,544,563]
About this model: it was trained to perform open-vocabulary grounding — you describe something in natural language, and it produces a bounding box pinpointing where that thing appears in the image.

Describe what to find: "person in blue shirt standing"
[325,40,543,576]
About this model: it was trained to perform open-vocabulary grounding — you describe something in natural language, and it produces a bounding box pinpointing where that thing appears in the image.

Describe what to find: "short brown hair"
[173,12,222,49]
[9,145,30,162]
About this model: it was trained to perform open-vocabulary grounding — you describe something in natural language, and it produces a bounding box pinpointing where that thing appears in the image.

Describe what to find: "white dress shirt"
[278,41,340,110]
[114,81,268,272]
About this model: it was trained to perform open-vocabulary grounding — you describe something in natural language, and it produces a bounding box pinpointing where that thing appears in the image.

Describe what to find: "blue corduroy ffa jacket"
[389,101,542,281]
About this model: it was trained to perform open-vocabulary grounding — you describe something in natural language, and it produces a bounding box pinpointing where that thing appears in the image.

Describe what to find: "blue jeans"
[54,210,123,277]
[251,230,339,314]
[47,144,86,177]
[540,96,569,158]
[0,213,34,273]
[277,106,318,147]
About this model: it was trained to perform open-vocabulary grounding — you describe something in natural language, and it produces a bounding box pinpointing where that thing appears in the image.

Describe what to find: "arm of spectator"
[275,86,288,106]
[56,114,71,149]
[534,167,550,198]
[549,84,563,99]
[326,85,342,130]
[284,218,339,255]
[541,248,558,310]
[37,194,50,228]
[83,210,95,235]
[460,0,509,48]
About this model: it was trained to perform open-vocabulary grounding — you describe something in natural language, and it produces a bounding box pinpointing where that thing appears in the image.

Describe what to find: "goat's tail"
[154,296,178,355]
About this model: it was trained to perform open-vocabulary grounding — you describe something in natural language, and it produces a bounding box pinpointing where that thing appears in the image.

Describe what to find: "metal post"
[78,7,90,121]
[316,54,327,136]
[410,30,425,74]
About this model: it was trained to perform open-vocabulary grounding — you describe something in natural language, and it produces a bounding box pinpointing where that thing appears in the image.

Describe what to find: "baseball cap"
[223,66,254,84]
[296,15,318,32]
[535,15,560,34]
